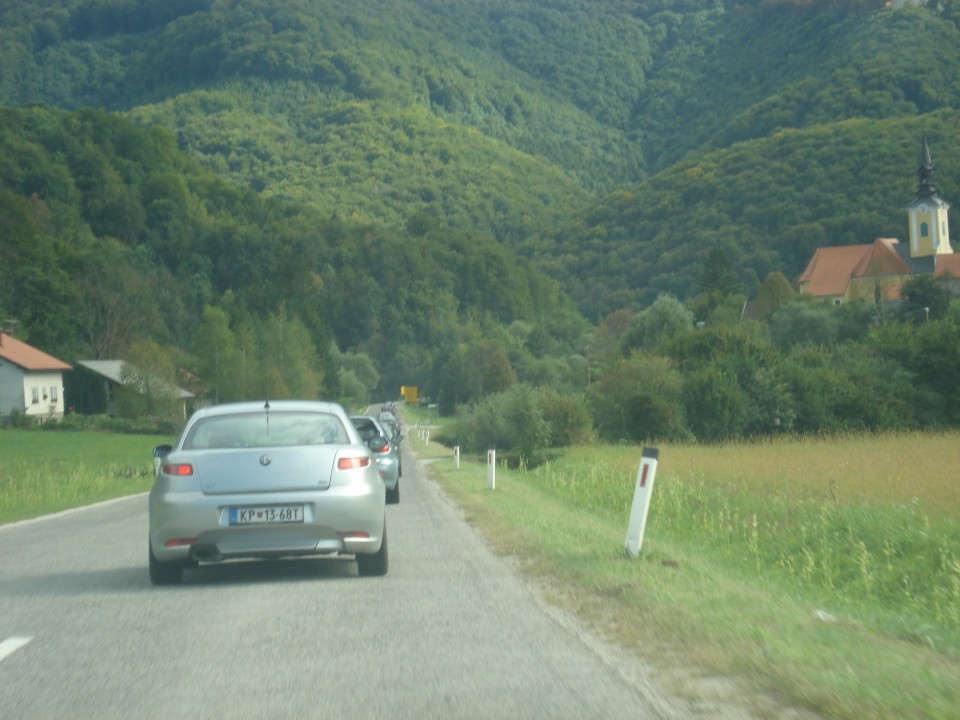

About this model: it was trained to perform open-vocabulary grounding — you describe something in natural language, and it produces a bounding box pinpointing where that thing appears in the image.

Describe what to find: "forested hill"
[4,0,960,400]
[0,104,588,403]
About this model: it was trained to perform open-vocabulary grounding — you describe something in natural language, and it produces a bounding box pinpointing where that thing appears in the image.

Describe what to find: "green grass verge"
[414,429,960,720]
[0,429,174,524]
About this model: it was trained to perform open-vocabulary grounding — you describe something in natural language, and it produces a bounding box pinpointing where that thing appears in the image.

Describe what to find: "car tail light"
[337,456,372,470]
[374,443,391,454]
[162,463,194,476]
[337,531,370,539]
[164,538,196,547]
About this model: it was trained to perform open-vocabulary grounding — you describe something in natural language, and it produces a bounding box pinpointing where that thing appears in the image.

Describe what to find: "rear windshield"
[183,411,350,449]
[351,418,384,442]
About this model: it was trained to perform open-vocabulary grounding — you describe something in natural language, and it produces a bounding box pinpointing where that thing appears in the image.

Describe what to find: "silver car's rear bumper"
[149,483,384,563]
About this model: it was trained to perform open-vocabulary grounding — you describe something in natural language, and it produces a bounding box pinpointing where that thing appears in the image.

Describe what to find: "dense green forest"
[0,105,588,409]
[2,0,960,441]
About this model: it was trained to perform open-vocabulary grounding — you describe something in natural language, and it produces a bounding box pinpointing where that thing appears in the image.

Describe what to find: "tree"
[769,300,839,349]
[753,271,795,319]
[330,343,379,407]
[192,305,240,403]
[481,342,517,396]
[897,274,951,324]
[588,352,690,442]
[117,339,182,424]
[620,293,694,354]
[259,310,324,399]
[682,363,751,442]
[697,247,745,298]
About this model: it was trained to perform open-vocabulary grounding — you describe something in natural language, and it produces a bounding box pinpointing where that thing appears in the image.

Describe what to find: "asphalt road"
[0,442,677,720]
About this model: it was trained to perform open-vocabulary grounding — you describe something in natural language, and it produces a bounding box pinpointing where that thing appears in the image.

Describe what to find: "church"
[796,137,960,305]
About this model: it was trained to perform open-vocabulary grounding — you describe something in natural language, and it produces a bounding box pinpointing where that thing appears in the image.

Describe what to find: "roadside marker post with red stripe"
[625,447,659,557]
[487,447,496,490]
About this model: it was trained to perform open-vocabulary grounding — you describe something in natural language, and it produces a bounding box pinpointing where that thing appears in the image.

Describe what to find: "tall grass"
[530,432,960,655]
[0,430,172,524]
[410,419,960,716]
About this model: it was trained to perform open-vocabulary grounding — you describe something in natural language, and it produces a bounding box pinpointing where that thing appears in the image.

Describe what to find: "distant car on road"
[350,414,401,504]
[149,400,388,585]
[377,409,402,441]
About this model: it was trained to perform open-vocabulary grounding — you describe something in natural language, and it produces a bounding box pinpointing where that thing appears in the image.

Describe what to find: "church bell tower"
[907,136,951,259]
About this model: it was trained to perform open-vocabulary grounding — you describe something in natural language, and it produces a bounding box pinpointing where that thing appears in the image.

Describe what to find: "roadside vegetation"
[411,406,960,719]
[0,429,171,525]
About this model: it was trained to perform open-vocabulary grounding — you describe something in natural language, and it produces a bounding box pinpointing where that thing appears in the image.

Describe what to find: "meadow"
[0,429,173,524]
[412,421,960,720]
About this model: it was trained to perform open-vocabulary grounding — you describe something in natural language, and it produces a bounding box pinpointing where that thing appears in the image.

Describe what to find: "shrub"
[440,384,594,465]
[588,352,691,442]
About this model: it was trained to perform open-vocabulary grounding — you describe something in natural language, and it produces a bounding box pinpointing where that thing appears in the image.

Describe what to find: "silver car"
[350,415,401,504]
[149,400,388,585]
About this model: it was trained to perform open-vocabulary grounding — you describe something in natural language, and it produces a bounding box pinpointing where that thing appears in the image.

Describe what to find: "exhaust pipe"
[192,546,222,563]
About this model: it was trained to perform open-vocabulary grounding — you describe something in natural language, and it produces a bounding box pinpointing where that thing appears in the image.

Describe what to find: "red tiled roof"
[797,239,912,297]
[851,238,912,277]
[797,244,870,296]
[0,333,71,371]
[934,254,960,278]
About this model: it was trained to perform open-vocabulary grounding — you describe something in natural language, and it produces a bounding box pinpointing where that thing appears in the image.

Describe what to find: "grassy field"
[0,429,174,524]
[405,410,960,720]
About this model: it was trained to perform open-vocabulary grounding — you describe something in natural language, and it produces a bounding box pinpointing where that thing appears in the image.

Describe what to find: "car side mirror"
[368,437,389,453]
[153,444,172,476]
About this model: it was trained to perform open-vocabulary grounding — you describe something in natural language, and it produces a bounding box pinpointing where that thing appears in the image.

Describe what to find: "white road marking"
[0,637,32,663]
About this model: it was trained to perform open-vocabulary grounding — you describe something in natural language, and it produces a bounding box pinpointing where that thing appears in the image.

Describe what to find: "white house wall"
[21,370,65,420]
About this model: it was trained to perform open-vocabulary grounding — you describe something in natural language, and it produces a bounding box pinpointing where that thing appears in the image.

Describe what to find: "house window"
[920,222,929,237]
[51,386,58,402]
[31,387,39,404]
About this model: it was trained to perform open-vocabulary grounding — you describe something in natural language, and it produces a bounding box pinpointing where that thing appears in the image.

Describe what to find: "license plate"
[229,505,304,525]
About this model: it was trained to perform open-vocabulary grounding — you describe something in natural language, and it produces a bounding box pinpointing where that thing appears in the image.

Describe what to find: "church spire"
[916,134,938,201]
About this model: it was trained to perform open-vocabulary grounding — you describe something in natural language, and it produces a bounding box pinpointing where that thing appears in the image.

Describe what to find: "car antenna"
[264,399,270,433]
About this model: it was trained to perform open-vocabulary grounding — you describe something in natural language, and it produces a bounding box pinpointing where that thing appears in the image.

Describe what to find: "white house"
[0,332,72,422]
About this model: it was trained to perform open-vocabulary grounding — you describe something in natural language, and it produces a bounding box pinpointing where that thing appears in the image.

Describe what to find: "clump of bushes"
[438,384,593,467]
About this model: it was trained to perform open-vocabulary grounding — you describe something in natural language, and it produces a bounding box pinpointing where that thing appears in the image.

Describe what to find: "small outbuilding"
[69,360,194,419]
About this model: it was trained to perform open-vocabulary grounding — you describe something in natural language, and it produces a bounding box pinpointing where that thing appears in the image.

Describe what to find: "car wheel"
[149,543,184,586]
[356,524,388,577]
[386,481,400,505]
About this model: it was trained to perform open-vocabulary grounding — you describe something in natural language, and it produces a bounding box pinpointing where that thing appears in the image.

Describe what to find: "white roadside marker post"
[487,447,496,490]
[454,446,460,470]
[625,447,659,558]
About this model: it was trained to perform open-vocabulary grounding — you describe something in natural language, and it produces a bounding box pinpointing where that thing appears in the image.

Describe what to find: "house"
[797,137,960,304]
[0,332,72,422]
[68,360,194,419]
